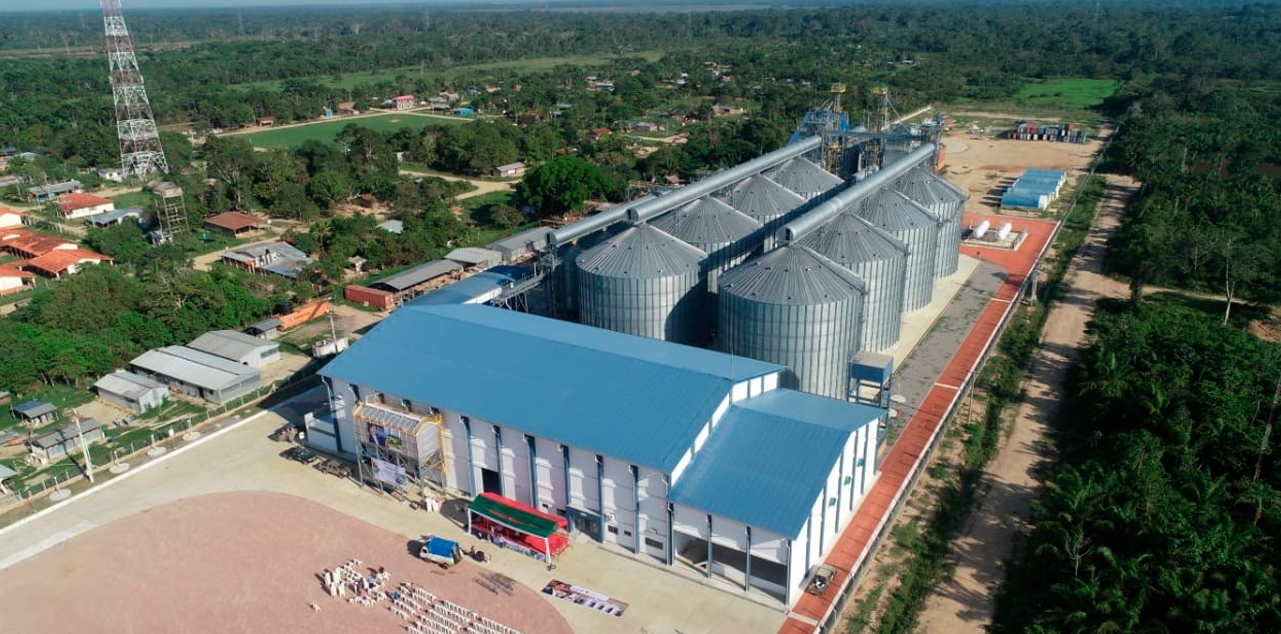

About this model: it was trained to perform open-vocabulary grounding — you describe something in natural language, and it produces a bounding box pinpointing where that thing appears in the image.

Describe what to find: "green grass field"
[233,51,666,91]
[108,190,152,209]
[238,114,466,149]
[1015,78,1119,109]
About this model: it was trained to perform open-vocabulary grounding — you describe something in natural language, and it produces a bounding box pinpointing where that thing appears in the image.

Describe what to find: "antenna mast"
[101,0,169,178]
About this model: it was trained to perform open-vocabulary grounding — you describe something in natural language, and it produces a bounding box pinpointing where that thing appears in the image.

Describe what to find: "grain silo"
[576,223,708,345]
[801,212,908,352]
[718,245,866,399]
[857,189,940,312]
[723,175,806,250]
[650,197,762,291]
[769,157,843,200]
[894,167,967,278]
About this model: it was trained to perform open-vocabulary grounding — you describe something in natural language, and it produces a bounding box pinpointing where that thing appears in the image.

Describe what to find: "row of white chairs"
[435,600,477,621]
[475,615,524,634]
[407,618,456,634]
[467,621,524,634]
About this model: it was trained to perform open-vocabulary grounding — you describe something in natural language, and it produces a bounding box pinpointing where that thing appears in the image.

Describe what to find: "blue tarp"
[426,536,458,558]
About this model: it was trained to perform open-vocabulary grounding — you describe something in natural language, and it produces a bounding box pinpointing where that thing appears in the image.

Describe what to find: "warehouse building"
[317,302,883,605]
[187,329,281,368]
[130,346,261,405]
[93,370,168,413]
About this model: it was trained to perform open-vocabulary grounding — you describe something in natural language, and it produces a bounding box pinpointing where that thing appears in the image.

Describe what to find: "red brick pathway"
[778,214,1056,634]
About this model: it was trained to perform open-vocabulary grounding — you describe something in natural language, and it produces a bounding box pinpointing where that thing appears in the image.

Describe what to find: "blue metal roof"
[669,389,885,537]
[321,303,781,471]
[408,267,528,306]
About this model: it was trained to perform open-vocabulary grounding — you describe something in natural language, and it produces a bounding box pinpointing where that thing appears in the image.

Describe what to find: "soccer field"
[239,113,468,149]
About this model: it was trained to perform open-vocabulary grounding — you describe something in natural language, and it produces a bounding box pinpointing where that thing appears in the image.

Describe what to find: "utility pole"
[73,412,94,484]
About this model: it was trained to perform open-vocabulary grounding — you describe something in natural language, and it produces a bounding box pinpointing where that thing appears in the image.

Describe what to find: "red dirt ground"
[0,492,573,634]
[777,213,1056,634]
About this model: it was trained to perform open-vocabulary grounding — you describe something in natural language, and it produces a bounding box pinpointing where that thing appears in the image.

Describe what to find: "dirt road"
[916,174,1137,633]
[398,168,515,200]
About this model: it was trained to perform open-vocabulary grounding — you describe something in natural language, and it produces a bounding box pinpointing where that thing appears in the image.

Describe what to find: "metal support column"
[631,465,641,554]
[705,514,714,579]
[526,435,539,508]
[462,417,476,495]
[596,454,607,543]
[744,525,753,592]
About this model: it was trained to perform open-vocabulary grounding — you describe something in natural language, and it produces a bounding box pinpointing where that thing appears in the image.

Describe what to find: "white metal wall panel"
[568,446,600,511]
[672,503,709,538]
[534,437,565,512]
[501,425,531,505]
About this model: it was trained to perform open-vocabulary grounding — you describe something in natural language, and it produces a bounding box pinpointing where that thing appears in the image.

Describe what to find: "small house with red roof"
[0,264,34,296]
[0,207,27,229]
[23,249,112,279]
[56,192,115,219]
[393,95,416,110]
[203,211,265,237]
[0,229,76,259]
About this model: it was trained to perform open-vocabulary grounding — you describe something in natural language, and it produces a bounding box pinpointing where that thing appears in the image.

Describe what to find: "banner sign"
[371,457,408,488]
[366,423,404,450]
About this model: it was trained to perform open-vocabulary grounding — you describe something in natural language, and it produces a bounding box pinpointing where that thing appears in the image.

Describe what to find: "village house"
[493,162,528,178]
[0,229,76,259]
[392,95,416,110]
[0,207,27,228]
[56,192,115,219]
[220,242,313,279]
[203,211,265,238]
[587,127,613,142]
[0,264,34,296]
[24,249,113,279]
[27,180,83,203]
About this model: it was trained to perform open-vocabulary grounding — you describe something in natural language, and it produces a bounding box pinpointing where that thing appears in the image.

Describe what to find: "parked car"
[317,458,351,478]
[281,446,318,465]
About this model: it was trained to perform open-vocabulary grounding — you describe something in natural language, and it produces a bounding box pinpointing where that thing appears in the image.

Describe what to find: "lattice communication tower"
[102,1,187,239]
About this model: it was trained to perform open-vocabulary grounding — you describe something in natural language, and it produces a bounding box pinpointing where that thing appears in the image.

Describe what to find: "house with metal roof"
[318,302,884,606]
[188,330,281,368]
[368,259,462,299]
[27,180,83,202]
[444,247,502,269]
[220,242,313,279]
[84,207,144,228]
[11,399,57,427]
[28,419,103,465]
[93,371,168,413]
[129,346,261,405]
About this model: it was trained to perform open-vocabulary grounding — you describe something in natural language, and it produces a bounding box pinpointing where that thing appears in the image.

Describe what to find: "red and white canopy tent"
[466,492,570,563]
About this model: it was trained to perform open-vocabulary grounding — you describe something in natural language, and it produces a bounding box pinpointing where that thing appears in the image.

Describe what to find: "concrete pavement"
[0,387,786,634]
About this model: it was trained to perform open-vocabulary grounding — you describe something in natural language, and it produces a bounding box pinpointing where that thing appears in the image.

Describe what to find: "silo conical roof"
[576,223,707,279]
[858,189,940,231]
[769,157,843,198]
[801,212,908,267]
[651,197,762,245]
[724,175,806,225]
[894,168,967,209]
[719,244,865,304]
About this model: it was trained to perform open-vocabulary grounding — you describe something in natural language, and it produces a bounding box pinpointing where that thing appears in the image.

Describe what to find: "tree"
[203,135,258,209]
[308,171,351,210]
[516,155,610,217]
[489,203,524,229]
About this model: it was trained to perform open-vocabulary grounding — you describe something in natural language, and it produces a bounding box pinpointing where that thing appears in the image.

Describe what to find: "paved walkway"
[916,176,1137,632]
[0,388,784,634]
[778,214,1058,634]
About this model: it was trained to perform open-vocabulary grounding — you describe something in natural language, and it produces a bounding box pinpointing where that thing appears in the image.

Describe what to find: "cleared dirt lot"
[940,127,1105,211]
[0,491,573,634]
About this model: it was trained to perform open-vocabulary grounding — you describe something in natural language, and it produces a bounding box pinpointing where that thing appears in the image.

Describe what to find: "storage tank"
[718,245,866,399]
[801,212,909,352]
[768,157,843,200]
[857,189,940,311]
[894,167,968,278]
[576,224,708,345]
[650,197,762,291]
[723,175,806,250]
[973,220,991,239]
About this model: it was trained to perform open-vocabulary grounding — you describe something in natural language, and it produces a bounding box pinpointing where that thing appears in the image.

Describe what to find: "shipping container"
[344,285,395,310]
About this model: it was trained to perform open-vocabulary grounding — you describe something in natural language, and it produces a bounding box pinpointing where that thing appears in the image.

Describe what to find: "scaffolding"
[353,398,448,488]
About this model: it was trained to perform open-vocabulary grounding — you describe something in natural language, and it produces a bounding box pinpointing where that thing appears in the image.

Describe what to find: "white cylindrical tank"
[996,222,1013,240]
[973,220,991,239]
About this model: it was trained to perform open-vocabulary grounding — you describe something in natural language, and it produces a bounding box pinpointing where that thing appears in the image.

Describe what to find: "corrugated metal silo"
[769,157,843,200]
[857,189,940,312]
[650,197,762,291]
[718,245,866,399]
[723,175,806,251]
[894,167,968,278]
[576,224,708,345]
[801,212,908,352]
